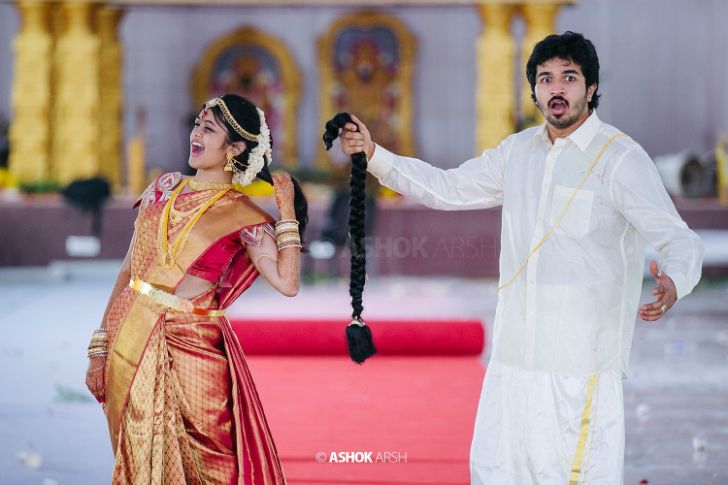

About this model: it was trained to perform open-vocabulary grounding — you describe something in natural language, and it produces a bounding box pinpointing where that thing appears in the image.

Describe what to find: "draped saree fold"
[103,176,286,485]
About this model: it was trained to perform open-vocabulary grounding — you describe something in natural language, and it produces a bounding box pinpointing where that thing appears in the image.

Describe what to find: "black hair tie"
[322,113,377,364]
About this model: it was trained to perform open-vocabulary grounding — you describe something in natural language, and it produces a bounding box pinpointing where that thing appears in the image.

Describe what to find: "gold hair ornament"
[204,97,257,142]
[204,96,273,187]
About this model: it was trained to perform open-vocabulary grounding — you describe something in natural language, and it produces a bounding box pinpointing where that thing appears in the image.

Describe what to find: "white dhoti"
[470,362,625,485]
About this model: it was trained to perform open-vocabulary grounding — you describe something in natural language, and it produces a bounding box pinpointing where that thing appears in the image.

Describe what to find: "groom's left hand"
[639,260,677,322]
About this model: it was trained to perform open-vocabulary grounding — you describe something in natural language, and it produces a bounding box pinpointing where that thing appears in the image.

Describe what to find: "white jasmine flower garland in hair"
[234,107,272,187]
[203,96,272,187]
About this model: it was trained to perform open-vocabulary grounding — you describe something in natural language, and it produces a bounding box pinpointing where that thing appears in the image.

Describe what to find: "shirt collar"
[533,111,602,152]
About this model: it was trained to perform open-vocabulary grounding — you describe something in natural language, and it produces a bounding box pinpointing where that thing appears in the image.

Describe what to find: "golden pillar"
[97,7,124,190]
[52,1,101,185]
[718,136,728,205]
[127,108,147,196]
[519,1,566,125]
[8,1,53,184]
[475,3,516,151]
[49,1,66,183]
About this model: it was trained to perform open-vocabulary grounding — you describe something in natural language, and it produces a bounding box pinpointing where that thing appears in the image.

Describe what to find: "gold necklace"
[157,179,233,269]
[188,178,234,191]
[168,191,210,226]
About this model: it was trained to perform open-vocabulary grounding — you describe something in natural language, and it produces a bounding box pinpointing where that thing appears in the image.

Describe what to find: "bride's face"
[187,109,244,171]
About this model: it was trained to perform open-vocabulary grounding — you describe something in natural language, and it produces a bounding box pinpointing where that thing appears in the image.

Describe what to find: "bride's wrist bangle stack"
[87,329,109,358]
[275,219,302,250]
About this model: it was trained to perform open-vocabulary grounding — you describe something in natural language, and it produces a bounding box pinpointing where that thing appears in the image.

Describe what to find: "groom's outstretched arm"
[339,114,508,211]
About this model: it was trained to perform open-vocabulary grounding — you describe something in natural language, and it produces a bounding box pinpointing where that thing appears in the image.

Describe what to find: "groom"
[338,31,703,484]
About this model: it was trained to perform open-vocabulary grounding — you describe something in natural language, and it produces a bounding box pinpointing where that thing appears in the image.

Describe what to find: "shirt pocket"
[550,184,594,239]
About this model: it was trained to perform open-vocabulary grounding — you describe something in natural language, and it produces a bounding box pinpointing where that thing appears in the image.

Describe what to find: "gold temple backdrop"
[192,26,301,169]
[7,0,572,188]
[317,10,416,166]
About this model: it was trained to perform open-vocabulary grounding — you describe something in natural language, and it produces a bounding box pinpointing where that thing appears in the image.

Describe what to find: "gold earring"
[224,151,235,172]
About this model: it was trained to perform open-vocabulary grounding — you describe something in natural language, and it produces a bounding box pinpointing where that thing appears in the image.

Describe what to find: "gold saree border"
[568,374,599,485]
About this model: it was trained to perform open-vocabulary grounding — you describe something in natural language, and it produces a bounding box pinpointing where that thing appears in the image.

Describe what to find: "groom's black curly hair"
[526,31,601,111]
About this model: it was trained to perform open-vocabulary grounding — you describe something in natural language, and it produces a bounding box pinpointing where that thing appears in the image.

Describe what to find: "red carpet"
[232,319,484,356]
[234,319,486,485]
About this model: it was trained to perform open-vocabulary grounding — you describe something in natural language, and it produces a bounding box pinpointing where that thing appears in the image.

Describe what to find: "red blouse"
[134,172,276,286]
[187,223,276,283]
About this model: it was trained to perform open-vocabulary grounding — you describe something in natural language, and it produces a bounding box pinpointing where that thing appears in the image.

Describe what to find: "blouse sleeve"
[239,222,276,247]
[133,172,182,210]
[133,182,156,210]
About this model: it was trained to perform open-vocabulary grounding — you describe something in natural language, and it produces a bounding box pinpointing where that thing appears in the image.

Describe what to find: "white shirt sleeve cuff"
[367,144,396,179]
[669,272,690,301]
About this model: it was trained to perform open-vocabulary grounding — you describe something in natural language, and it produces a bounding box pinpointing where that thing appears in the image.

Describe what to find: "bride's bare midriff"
[175,274,216,300]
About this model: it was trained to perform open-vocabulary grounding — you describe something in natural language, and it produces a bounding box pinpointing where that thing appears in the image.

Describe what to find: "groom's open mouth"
[549,97,568,116]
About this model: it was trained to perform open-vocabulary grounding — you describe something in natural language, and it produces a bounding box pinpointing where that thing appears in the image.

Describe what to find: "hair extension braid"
[323,113,377,364]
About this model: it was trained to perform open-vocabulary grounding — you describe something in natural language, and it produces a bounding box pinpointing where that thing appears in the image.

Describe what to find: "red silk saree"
[103,173,286,484]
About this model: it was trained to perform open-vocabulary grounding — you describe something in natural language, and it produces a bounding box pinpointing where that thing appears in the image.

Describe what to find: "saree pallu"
[103,180,286,485]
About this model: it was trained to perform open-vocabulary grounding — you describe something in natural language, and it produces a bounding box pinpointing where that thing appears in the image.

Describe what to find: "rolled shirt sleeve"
[609,146,704,300]
[366,139,510,211]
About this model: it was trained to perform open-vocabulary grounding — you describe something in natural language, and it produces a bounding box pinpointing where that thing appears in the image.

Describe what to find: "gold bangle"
[276,231,301,239]
[275,219,299,226]
[91,329,108,340]
[276,237,301,247]
[274,225,299,234]
[274,225,299,235]
[278,242,302,250]
[276,232,301,240]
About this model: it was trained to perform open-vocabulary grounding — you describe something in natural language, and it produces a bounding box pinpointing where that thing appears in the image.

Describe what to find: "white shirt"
[367,112,703,376]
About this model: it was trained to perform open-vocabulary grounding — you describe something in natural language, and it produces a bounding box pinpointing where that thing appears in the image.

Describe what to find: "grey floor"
[0,264,726,484]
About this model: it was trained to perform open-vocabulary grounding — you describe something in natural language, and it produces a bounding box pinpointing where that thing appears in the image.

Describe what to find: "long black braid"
[323,113,377,364]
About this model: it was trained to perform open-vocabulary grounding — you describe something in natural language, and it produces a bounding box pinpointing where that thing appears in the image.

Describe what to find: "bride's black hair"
[206,93,308,243]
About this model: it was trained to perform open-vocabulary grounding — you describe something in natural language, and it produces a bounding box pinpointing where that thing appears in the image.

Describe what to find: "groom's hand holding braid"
[339,114,376,160]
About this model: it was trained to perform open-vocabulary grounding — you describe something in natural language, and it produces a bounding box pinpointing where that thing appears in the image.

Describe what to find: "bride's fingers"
[92,379,104,402]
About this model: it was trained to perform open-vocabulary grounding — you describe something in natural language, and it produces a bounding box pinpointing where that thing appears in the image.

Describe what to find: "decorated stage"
[1,196,727,277]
